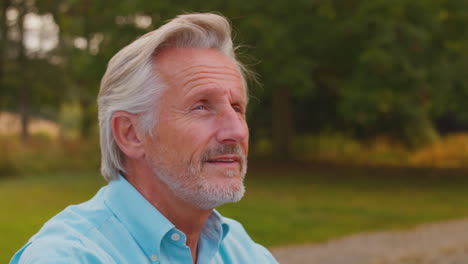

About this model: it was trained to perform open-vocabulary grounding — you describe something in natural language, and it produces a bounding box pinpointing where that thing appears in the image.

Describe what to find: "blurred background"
[2,0,468,262]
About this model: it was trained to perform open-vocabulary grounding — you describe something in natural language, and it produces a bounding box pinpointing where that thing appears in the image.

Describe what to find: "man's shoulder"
[10,188,117,264]
[10,235,111,264]
[33,187,114,239]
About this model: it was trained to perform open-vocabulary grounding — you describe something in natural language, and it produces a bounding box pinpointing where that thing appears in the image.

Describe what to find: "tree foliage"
[2,0,468,154]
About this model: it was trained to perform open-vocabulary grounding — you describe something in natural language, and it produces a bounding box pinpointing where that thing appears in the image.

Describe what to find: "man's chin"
[200,170,245,190]
[188,178,245,210]
[191,191,245,210]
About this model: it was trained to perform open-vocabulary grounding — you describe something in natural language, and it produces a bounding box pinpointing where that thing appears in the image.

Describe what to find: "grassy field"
[2,164,468,263]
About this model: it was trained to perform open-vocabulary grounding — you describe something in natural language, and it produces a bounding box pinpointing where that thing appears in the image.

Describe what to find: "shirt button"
[171,233,181,241]
[150,254,158,262]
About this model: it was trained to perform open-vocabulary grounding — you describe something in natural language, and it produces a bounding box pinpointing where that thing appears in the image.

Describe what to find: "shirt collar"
[207,209,230,241]
[104,175,174,258]
[103,175,230,259]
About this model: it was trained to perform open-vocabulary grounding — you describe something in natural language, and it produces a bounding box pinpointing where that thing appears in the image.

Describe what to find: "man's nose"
[215,107,248,144]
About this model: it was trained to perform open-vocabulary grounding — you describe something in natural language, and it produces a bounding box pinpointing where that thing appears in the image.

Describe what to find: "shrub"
[0,134,100,177]
[410,133,468,168]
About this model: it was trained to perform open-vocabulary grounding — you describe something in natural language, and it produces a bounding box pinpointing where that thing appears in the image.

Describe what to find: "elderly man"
[10,13,278,264]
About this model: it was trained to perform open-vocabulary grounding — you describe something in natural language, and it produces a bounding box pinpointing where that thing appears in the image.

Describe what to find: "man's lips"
[206,155,240,164]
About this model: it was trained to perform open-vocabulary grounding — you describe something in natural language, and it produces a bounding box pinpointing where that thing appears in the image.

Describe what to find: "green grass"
[2,165,468,263]
[219,164,468,246]
[0,172,105,263]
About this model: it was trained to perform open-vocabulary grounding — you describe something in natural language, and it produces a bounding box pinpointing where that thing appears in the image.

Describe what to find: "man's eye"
[193,105,206,111]
[232,105,243,113]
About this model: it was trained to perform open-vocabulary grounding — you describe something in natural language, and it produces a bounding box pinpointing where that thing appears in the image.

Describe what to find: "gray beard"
[149,144,247,210]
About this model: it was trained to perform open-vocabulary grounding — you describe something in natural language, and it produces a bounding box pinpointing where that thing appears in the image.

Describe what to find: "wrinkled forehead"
[153,47,247,96]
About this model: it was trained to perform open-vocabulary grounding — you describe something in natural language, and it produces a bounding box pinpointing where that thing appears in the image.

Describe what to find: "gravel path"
[271,218,468,264]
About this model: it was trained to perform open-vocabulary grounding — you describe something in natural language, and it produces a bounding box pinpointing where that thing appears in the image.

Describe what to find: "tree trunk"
[79,97,94,139]
[78,0,93,139]
[17,1,29,141]
[272,86,294,160]
[0,0,10,109]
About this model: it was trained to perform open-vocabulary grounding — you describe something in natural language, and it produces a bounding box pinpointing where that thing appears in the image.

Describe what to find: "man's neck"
[125,165,211,263]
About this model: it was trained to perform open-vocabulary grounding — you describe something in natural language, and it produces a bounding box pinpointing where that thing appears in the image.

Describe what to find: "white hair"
[98,13,249,181]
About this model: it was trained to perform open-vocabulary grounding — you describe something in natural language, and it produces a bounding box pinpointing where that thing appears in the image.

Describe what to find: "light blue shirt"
[10,176,278,264]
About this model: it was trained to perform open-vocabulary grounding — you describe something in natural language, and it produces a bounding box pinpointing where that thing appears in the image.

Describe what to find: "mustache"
[200,144,246,163]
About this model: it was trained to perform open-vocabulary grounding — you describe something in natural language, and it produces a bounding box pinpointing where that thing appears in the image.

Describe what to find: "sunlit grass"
[3,132,468,179]
[2,166,468,263]
[410,133,468,167]
[219,165,468,246]
[0,135,100,177]
[280,132,468,168]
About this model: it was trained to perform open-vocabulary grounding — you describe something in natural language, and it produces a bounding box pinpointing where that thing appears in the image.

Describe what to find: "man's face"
[144,48,249,209]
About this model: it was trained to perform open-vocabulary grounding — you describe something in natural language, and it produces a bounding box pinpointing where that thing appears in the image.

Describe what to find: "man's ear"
[112,111,145,159]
